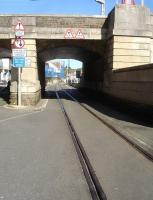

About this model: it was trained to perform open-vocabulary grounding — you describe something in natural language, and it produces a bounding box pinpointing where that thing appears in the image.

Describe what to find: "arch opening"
[45,59,83,86]
[36,39,105,95]
[0,39,12,104]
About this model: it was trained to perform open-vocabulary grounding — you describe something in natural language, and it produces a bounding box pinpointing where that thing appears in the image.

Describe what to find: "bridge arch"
[0,40,11,58]
[36,39,106,94]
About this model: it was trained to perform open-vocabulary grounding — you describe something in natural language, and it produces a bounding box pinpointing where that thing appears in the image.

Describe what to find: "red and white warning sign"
[64,29,74,39]
[15,21,24,31]
[75,29,85,39]
[14,21,25,37]
[14,38,25,48]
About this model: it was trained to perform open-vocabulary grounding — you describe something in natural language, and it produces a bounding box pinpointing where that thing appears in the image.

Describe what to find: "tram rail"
[55,86,107,200]
[60,85,153,162]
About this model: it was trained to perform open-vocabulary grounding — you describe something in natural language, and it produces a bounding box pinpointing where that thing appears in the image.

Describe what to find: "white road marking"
[0,110,42,124]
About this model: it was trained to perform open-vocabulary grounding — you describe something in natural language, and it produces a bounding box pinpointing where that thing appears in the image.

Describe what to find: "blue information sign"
[13,57,25,68]
[45,66,65,78]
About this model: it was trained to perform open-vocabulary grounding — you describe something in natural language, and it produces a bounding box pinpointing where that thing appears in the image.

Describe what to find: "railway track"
[60,85,153,162]
[55,86,107,200]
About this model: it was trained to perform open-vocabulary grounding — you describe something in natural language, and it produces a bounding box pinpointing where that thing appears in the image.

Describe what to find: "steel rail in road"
[61,86,153,162]
[55,86,107,200]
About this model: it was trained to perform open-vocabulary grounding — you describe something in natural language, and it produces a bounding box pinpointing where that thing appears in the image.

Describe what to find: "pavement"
[64,85,153,160]
[61,94,153,200]
[4,99,48,111]
[0,98,91,200]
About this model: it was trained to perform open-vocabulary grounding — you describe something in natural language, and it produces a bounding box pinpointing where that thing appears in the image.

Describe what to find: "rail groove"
[55,87,107,200]
[62,87,153,162]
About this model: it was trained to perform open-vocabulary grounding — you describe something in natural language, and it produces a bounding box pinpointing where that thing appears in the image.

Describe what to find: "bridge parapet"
[35,15,106,40]
[113,5,153,38]
[0,15,106,40]
[102,5,153,107]
[105,4,153,70]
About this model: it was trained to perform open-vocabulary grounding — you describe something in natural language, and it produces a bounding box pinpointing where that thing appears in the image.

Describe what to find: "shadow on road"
[43,86,153,128]
[0,82,10,105]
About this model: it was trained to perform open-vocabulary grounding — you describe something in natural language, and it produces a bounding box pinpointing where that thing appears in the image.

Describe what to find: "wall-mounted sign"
[64,29,75,39]
[64,28,85,39]
[75,29,85,39]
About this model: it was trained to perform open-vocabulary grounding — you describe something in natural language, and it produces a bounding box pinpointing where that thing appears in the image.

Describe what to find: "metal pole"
[101,3,105,16]
[95,0,105,16]
[68,59,70,84]
[66,64,68,84]
[18,67,21,106]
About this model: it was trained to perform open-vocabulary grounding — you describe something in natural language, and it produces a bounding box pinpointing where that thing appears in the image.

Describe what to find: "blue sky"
[52,59,82,69]
[0,0,152,15]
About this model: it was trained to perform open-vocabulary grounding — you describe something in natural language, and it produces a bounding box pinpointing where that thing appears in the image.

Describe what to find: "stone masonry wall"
[10,39,41,105]
[0,15,106,40]
[101,5,153,106]
[112,36,151,69]
[103,64,153,106]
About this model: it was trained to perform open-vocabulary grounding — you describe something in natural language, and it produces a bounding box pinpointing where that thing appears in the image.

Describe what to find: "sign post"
[18,67,21,106]
[12,56,25,106]
[12,21,25,107]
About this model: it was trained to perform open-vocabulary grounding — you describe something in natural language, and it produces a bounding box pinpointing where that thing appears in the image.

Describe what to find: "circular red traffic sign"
[14,38,25,48]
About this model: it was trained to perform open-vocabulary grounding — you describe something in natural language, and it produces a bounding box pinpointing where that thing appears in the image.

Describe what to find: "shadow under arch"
[0,40,12,104]
[36,39,105,95]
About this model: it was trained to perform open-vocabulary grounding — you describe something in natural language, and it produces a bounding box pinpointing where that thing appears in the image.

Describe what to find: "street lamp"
[95,0,105,16]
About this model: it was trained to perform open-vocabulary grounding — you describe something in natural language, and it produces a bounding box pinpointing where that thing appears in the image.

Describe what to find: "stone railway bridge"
[0,4,153,106]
